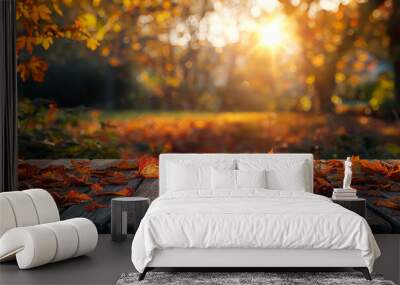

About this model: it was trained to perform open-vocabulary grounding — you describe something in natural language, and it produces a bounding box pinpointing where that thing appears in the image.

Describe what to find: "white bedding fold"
[131,190,380,273]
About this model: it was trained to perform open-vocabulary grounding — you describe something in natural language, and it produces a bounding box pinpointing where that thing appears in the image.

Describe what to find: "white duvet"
[131,190,380,273]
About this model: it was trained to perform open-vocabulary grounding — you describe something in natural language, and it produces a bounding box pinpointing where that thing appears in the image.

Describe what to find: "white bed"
[131,154,380,280]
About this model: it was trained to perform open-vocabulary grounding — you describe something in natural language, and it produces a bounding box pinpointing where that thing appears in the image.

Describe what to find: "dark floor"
[1,234,398,285]
[0,235,134,285]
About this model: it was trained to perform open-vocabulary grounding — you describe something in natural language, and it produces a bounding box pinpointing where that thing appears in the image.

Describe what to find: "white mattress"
[131,190,380,273]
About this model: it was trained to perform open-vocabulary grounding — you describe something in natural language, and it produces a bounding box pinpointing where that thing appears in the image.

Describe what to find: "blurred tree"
[388,0,400,108]
[280,0,386,113]
[17,0,398,114]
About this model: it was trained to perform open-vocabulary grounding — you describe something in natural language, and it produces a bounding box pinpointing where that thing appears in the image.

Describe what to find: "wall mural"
[16,1,399,233]
[18,157,400,234]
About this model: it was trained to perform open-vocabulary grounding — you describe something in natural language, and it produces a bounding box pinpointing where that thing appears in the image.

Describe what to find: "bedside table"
[331,197,366,218]
[111,197,150,242]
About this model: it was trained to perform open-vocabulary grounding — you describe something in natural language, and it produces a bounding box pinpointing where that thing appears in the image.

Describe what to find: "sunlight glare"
[259,18,286,48]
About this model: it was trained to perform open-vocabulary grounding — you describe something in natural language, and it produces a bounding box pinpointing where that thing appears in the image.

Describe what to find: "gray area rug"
[116,272,396,285]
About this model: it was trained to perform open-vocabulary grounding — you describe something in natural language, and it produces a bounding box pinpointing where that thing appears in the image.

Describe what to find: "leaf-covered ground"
[110,112,400,158]
[315,157,400,233]
[18,101,400,159]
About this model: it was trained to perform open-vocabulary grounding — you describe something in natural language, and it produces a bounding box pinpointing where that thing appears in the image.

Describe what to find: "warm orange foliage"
[138,155,159,178]
[64,190,92,204]
[100,172,128,185]
[373,198,400,211]
[65,174,89,186]
[84,201,109,212]
[17,56,48,82]
[113,160,138,170]
[90,183,104,193]
[95,186,134,197]
[18,159,144,211]
[96,113,399,158]
[70,160,92,175]
[18,162,39,180]
[353,157,389,176]
[387,165,400,182]
[16,0,103,82]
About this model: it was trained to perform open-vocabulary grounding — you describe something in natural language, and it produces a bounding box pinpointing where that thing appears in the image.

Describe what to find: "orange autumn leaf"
[64,190,92,204]
[114,187,134,196]
[101,172,128,185]
[32,165,66,187]
[359,160,389,176]
[90,183,104,193]
[326,160,344,169]
[314,176,332,188]
[40,164,66,174]
[18,163,39,179]
[37,169,65,183]
[17,56,48,82]
[386,165,400,182]
[373,198,400,211]
[84,201,109,212]
[113,160,138,170]
[95,186,134,197]
[315,164,335,177]
[64,174,89,186]
[70,160,92,175]
[138,155,159,178]
[16,35,35,54]
[31,4,52,23]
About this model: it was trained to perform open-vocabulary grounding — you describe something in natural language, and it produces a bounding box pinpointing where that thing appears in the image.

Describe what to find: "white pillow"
[167,159,235,192]
[237,169,267,188]
[211,168,236,190]
[211,169,267,190]
[168,162,211,191]
[238,159,307,191]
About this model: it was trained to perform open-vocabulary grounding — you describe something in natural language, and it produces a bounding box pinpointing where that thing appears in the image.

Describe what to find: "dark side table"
[332,197,366,218]
[111,197,150,242]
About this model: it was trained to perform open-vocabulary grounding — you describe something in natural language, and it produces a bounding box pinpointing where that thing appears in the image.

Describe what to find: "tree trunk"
[313,69,336,113]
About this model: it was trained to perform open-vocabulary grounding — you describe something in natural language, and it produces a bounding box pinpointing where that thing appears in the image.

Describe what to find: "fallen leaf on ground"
[18,163,39,179]
[64,174,90,186]
[90,183,104,193]
[84,201,109,212]
[359,160,389,176]
[70,160,92,175]
[101,172,128,185]
[64,190,92,204]
[113,160,138,170]
[373,198,400,211]
[95,186,134,197]
[138,155,159,178]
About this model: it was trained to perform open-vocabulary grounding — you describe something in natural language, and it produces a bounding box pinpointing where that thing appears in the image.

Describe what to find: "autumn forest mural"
[16,0,400,233]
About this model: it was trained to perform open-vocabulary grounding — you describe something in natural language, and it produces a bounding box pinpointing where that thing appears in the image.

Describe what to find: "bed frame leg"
[354,267,371,280]
[138,268,148,281]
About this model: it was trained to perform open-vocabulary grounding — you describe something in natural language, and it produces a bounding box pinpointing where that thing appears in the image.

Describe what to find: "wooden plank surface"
[18,159,400,234]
